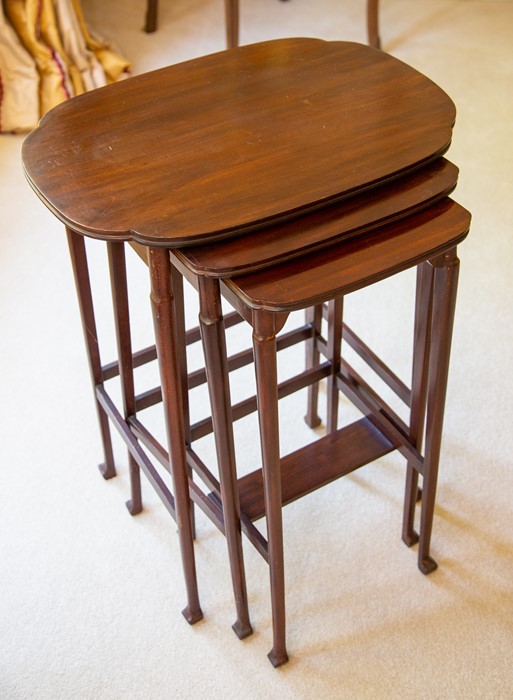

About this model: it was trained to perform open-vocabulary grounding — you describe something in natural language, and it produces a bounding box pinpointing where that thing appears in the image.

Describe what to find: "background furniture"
[145,0,381,48]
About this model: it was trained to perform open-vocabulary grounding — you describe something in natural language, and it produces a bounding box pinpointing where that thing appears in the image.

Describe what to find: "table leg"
[66,228,116,480]
[225,0,239,48]
[198,276,252,639]
[253,312,288,667]
[418,248,460,574]
[326,297,344,434]
[107,241,142,515]
[171,265,196,539]
[149,247,203,624]
[367,0,380,49]
[402,261,434,546]
[145,0,158,33]
[304,305,323,428]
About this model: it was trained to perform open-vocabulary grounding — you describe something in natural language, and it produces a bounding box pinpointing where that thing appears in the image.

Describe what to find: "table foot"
[419,555,438,575]
[98,462,116,480]
[232,620,253,640]
[125,499,143,516]
[402,530,419,547]
[268,648,289,668]
[304,413,322,429]
[182,605,204,625]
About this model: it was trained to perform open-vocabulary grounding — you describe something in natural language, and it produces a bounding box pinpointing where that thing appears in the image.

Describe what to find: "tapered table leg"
[149,247,203,624]
[253,312,288,667]
[66,228,116,480]
[304,305,323,428]
[418,248,460,574]
[171,265,196,539]
[403,262,434,546]
[107,242,142,515]
[198,276,252,639]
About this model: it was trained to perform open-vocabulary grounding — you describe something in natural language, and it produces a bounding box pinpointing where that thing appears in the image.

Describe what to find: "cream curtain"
[0,0,130,133]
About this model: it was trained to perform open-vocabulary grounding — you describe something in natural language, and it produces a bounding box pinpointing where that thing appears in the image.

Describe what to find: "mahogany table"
[22,38,468,665]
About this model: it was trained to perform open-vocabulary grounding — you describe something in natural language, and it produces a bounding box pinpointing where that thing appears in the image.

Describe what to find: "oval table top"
[22,38,456,246]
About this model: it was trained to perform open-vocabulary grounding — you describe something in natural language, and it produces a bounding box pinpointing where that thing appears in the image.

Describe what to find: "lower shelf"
[236,417,398,522]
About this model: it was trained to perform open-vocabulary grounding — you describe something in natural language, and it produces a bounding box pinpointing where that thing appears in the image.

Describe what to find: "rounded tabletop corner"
[22,38,456,246]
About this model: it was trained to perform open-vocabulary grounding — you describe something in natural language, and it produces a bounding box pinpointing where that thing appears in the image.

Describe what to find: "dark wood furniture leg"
[145,0,377,48]
[66,228,116,480]
[148,247,203,624]
[225,0,239,49]
[367,0,380,49]
[198,276,252,639]
[107,241,143,515]
[146,0,238,44]
[145,0,158,33]
[170,264,196,539]
[417,248,460,574]
[402,261,433,546]
[253,311,288,668]
[326,297,344,434]
[304,305,323,429]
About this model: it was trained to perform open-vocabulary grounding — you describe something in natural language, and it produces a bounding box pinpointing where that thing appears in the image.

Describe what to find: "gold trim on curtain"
[1,0,130,132]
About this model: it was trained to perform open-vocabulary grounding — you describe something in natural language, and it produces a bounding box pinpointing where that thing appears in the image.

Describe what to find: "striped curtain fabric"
[1,0,130,133]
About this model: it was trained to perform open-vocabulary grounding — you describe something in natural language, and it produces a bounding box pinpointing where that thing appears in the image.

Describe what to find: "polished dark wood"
[66,229,180,520]
[220,200,468,312]
[145,0,158,32]
[107,241,143,515]
[237,417,396,521]
[225,0,238,49]
[148,246,203,625]
[174,159,458,277]
[175,199,469,664]
[22,39,455,245]
[417,247,460,574]
[304,305,323,428]
[197,276,252,639]
[66,230,116,480]
[22,34,469,668]
[402,261,433,546]
[367,0,380,48]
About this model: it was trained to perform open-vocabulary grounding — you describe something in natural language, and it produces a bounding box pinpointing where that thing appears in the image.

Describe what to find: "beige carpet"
[2,0,513,697]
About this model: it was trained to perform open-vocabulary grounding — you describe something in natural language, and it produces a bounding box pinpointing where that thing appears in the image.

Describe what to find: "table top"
[22,38,456,246]
[222,199,471,312]
[174,158,458,276]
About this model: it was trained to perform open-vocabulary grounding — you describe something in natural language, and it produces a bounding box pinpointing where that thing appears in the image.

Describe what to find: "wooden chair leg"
[403,261,434,546]
[66,228,116,480]
[198,276,252,639]
[107,241,143,515]
[253,312,288,667]
[367,0,380,49]
[225,0,239,48]
[149,247,203,624]
[418,248,460,574]
[145,0,158,33]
